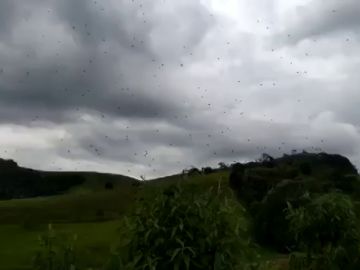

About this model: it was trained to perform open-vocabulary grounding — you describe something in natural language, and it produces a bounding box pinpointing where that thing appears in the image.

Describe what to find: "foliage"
[334,174,360,194]
[33,224,77,270]
[188,167,201,175]
[105,182,114,190]
[257,153,275,168]
[115,184,255,270]
[286,193,360,269]
[229,163,245,190]
[252,180,312,251]
[218,162,229,170]
[299,162,312,176]
[228,152,360,255]
[202,167,214,174]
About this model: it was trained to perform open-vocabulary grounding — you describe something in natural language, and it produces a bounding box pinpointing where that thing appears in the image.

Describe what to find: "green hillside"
[0,168,231,270]
[1,152,360,269]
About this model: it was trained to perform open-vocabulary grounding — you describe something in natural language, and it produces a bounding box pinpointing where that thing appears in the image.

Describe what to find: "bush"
[334,174,360,194]
[252,180,311,251]
[105,182,114,190]
[33,224,77,270]
[229,163,245,190]
[96,209,105,220]
[188,167,201,175]
[286,193,360,269]
[115,185,255,270]
[218,162,229,170]
[299,162,312,176]
[202,167,213,174]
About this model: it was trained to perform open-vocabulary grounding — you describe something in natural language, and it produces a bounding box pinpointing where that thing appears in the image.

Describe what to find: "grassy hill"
[0,164,231,269]
[0,152,359,269]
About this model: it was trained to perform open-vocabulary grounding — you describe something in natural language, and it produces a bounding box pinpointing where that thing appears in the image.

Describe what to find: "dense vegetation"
[230,152,360,269]
[1,152,360,269]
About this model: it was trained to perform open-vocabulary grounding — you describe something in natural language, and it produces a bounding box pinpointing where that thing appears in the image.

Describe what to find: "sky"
[0,0,359,179]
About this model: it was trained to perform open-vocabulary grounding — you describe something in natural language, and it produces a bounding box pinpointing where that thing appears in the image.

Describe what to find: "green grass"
[0,221,122,270]
[0,188,138,224]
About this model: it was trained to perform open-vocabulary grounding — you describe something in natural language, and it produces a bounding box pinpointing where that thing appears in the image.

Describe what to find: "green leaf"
[170,248,181,262]
[184,255,190,270]
[175,238,185,248]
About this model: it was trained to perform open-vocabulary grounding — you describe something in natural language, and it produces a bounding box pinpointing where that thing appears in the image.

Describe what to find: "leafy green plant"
[286,193,360,270]
[115,184,255,270]
[251,180,312,251]
[33,224,78,270]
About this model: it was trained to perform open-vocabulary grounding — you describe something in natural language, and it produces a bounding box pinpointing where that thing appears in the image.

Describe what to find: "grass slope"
[0,171,232,270]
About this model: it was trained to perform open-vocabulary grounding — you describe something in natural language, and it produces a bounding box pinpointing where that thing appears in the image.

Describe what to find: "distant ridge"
[0,157,138,200]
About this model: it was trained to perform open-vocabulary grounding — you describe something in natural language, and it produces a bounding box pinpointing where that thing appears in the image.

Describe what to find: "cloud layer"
[1,0,359,178]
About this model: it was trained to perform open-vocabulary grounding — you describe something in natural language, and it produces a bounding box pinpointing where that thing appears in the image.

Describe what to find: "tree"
[229,163,245,190]
[218,162,228,170]
[286,193,360,269]
[202,167,213,174]
[259,153,275,168]
[105,182,114,190]
[188,167,201,175]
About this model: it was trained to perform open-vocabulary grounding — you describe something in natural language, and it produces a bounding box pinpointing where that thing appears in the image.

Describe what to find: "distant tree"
[181,169,189,179]
[258,153,274,163]
[218,162,228,170]
[105,182,114,190]
[259,153,275,168]
[202,167,213,174]
[188,167,201,175]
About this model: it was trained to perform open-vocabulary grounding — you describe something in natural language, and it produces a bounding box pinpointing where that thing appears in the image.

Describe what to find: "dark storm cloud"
[61,114,337,177]
[0,0,214,125]
[0,54,179,124]
[1,0,360,177]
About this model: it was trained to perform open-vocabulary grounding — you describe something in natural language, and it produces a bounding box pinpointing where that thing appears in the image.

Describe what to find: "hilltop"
[0,158,139,200]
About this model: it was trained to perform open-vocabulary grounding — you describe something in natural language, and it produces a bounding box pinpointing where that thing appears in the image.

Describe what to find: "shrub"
[286,193,360,269]
[334,174,360,194]
[96,209,105,220]
[299,162,312,176]
[188,167,201,175]
[115,185,255,270]
[229,163,245,190]
[252,180,311,251]
[202,167,213,174]
[218,162,229,170]
[33,224,77,270]
[105,182,114,190]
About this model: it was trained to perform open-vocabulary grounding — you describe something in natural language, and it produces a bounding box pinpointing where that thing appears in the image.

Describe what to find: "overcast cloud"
[0,0,359,179]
